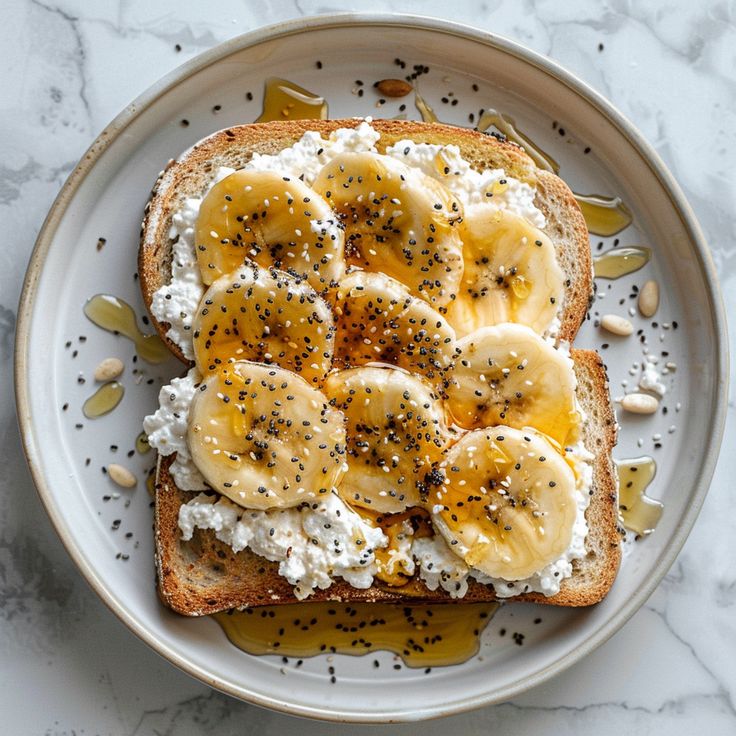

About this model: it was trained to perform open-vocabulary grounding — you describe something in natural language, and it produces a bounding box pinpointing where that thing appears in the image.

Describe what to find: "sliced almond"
[375,79,413,98]
[638,280,659,317]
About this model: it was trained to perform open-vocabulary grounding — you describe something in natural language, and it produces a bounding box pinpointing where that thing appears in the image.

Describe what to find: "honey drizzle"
[256,77,327,122]
[476,109,559,173]
[215,601,498,668]
[616,456,663,535]
[475,110,633,236]
[414,87,438,123]
[593,246,651,279]
[82,381,124,418]
[574,194,633,236]
[84,295,169,364]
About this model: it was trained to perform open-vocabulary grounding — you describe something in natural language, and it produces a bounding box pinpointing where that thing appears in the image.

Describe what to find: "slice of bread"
[139,119,591,364]
[154,348,620,615]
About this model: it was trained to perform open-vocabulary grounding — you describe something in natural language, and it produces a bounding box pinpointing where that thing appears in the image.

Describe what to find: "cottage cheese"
[413,535,473,598]
[178,491,386,600]
[142,368,207,491]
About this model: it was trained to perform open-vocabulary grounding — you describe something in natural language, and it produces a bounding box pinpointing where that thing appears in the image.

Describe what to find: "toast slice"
[139,119,591,365]
[154,348,620,615]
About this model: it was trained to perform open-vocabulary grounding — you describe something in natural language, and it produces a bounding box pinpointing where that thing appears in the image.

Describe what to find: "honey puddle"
[574,194,632,237]
[594,246,651,279]
[616,456,663,535]
[82,381,124,418]
[136,430,151,454]
[84,295,169,364]
[257,77,327,122]
[215,601,498,668]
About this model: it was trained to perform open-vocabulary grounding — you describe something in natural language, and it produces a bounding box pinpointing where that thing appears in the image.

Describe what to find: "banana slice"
[312,152,464,307]
[444,207,565,337]
[432,427,578,580]
[195,169,346,291]
[192,262,335,384]
[188,361,346,510]
[324,366,452,514]
[333,271,456,384]
[445,323,580,446]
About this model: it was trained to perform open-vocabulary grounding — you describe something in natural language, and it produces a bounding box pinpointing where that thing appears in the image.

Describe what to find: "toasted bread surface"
[154,349,620,616]
[139,119,591,364]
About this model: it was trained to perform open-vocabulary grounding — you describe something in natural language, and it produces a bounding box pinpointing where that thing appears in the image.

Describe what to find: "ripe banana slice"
[333,270,456,384]
[433,427,578,580]
[312,152,464,307]
[445,323,580,446]
[188,361,346,510]
[444,206,565,337]
[324,366,452,514]
[192,262,335,385]
[195,169,346,291]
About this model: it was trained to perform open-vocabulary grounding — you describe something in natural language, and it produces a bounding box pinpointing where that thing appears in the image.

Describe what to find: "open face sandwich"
[139,119,620,615]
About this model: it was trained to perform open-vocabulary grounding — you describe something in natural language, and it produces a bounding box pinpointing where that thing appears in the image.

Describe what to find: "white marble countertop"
[1,0,735,733]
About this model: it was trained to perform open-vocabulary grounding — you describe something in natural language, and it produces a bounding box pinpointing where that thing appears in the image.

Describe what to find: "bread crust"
[139,119,591,364]
[154,350,620,615]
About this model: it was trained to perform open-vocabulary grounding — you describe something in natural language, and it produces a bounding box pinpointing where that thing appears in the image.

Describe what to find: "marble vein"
[0,307,15,359]
[644,603,735,715]
[124,689,736,735]
[28,0,93,129]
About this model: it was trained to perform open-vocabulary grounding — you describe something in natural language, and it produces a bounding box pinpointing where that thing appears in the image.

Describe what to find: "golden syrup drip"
[357,508,428,587]
[146,466,157,498]
[256,77,327,122]
[84,295,169,364]
[414,87,438,123]
[574,194,633,236]
[82,381,124,418]
[476,109,560,173]
[136,431,151,454]
[616,456,663,535]
[215,601,498,668]
[593,247,651,279]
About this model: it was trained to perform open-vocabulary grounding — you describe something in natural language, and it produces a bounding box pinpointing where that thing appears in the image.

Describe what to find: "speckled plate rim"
[14,12,729,723]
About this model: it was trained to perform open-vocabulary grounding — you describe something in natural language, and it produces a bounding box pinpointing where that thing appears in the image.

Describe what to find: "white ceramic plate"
[15,14,728,722]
